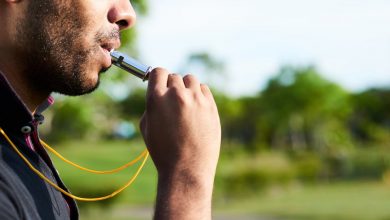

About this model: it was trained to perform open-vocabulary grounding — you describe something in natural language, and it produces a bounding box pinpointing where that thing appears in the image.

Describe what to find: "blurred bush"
[217,152,296,197]
[347,149,390,179]
[292,152,324,182]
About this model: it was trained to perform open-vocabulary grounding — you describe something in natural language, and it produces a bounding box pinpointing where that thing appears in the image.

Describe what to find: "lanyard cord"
[41,140,148,174]
[0,127,149,202]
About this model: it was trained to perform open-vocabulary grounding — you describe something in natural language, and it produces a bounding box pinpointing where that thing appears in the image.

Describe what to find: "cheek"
[80,0,109,32]
[83,48,104,77]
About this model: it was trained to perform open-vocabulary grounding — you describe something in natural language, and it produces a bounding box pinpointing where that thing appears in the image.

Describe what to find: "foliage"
[349,88,390,143]
[45,90,122,142]
[212,65,390,190]
[256,66,352,151]
[218,151,296,197]
[118,88,147,120]
[131,0,149,15]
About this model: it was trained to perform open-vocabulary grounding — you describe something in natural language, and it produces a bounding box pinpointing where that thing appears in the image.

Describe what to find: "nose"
[108,0,137,31]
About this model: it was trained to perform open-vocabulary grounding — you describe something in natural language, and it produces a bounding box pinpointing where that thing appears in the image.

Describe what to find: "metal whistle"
[110,50,152,81]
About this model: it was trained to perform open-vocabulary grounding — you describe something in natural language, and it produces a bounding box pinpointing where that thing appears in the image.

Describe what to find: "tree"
[253,66,352,152]
[349,88,390,144]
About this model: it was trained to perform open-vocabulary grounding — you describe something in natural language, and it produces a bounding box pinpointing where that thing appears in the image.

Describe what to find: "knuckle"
[183,73,195,80]
[150,67,168,78]
[168,86,183,96]
[153,88,165,97]
[146,89,165,105]
[168,87,189,105]
[183,74,199,85]
[168,73,182,80]
[152,67,168,74]
[193,91,204,104]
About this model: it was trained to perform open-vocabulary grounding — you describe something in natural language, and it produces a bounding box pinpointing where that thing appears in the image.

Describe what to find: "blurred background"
[40,0,390,219]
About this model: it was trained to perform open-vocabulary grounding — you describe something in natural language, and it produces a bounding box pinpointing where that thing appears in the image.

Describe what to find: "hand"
[140,67,221,219]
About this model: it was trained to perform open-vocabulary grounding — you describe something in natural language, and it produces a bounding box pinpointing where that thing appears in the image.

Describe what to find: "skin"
[141,71,221,219]
[0,0,133,110]
[0,0,221,219]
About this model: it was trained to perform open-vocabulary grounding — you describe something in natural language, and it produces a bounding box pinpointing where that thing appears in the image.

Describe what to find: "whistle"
[110,50,152,81]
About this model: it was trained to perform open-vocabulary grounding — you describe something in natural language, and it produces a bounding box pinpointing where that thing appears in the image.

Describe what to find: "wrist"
[158,167,215,200]
[154,168,215,220]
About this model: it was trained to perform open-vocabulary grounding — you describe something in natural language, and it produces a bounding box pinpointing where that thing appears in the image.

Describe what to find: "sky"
[135,0,390,97]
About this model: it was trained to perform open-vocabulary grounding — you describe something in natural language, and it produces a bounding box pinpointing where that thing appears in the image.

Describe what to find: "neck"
[0,2,49,113]
[0,57,50,113]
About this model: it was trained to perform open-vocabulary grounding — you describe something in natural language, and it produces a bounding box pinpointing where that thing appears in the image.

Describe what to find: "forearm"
[141,69,221,220]
[153,169,215,220]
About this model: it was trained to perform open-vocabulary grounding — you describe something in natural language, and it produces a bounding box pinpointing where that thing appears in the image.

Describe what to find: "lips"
[101,43,114,53]
[100,46,112,69]
[100,40,121,69]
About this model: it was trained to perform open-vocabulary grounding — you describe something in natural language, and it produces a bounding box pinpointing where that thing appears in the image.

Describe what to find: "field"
[46,139,390,220]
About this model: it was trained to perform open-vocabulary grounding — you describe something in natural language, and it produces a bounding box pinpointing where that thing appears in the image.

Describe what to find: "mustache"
[95,28,121,43]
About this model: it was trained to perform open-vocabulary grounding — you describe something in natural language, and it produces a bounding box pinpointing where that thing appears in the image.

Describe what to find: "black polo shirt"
[0,72,79,219]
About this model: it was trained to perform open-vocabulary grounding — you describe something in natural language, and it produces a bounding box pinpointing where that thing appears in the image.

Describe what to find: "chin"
[81,82,100,95]
[63,81,100,96]
[58,72,101,96]
[83,75,101,94]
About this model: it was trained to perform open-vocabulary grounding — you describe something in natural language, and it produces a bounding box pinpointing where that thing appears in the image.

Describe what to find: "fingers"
[200,84,210,96]
[183,74,200,90]
[167,74,185,88]
[148,68,186,89]
[147,67,169,91]
[200,84,214,100]
[147,68,211,98]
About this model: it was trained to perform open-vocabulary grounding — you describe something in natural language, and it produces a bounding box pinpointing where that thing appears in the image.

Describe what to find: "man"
[0,0,221,219]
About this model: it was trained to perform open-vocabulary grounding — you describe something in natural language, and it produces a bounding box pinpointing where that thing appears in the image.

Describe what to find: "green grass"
[214,181,390,220]
[47,139,157,205]
[47,140,390,220]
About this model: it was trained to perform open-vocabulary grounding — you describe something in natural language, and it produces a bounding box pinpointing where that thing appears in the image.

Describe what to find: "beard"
[16,0,119,96]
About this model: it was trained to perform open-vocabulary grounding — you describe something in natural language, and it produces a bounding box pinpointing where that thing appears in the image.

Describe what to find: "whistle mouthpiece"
[110,50,152,81]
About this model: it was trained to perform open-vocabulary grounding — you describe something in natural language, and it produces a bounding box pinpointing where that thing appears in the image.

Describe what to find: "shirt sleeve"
[0,181,21,220]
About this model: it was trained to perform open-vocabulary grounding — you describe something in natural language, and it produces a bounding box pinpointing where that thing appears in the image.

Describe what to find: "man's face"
[16,0,135,96]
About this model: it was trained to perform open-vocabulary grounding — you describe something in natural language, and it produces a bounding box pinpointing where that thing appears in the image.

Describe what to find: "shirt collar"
[0,71,53,134]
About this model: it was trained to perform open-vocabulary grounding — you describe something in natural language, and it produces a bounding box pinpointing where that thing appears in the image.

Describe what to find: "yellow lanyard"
[0,127,149,202]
